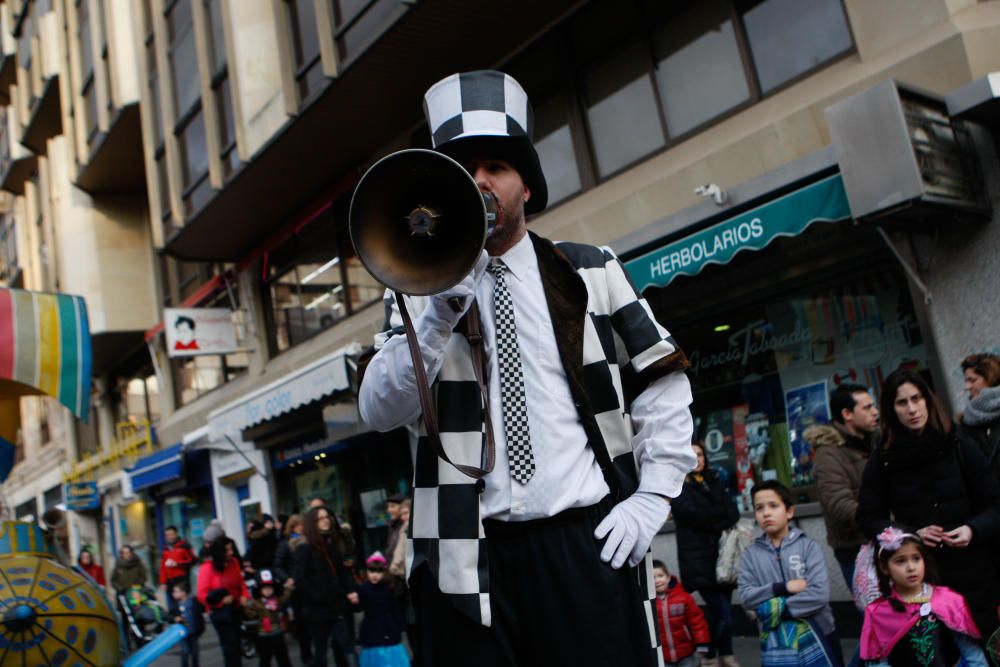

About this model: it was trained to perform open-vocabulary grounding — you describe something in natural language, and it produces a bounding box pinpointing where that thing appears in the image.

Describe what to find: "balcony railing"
[62,419,155,483]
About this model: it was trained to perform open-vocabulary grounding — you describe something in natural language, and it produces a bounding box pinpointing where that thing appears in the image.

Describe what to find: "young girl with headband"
[860,527,987,666]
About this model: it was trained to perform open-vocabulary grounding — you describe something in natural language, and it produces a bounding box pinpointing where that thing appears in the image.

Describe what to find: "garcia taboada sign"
[624,174,851,291]
[164,307,240,358]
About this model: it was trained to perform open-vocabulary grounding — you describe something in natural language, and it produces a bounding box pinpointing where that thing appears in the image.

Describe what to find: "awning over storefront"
[0,288,92,419]
[208,342,361,440]
[128,444,183,492]
[624,174,851,291]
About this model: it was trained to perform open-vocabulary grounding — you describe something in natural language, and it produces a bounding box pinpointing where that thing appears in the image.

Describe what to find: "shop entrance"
[644,223,929,508]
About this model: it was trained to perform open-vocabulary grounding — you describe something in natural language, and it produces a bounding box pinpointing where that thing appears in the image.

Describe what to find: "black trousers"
[305,618,355,667]
[411,495,657,667]
[255,634,292,667]
[210,617,242,667]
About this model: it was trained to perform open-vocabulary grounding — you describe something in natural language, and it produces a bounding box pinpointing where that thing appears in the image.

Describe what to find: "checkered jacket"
[368,232,688,660]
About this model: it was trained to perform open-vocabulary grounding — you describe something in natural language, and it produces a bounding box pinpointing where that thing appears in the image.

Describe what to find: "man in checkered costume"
[359,70,695,667]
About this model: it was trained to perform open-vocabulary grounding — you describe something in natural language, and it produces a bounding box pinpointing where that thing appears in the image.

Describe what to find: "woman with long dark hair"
[293,505,358,667]
[959,353,1000,482]
[857,368,1000,637]
[196,535,249,667]
[671,442,741,667]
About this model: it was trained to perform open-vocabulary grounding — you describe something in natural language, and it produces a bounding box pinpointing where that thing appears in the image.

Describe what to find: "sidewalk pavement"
[148,629,860,666]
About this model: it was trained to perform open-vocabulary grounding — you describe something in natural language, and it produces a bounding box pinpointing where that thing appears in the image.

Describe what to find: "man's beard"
[484,190,526,254]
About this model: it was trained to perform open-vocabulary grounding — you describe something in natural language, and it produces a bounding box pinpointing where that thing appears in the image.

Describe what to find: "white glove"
[424,250,490,325]
[594,492,670,569]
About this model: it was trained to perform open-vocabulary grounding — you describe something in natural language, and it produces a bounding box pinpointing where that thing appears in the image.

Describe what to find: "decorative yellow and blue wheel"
[0,522,120,666]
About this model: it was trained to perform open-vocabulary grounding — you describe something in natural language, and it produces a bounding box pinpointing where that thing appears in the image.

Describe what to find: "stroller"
[118,585,167,649]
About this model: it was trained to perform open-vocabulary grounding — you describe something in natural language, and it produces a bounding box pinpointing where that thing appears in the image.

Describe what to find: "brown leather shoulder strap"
[396,291,494,479]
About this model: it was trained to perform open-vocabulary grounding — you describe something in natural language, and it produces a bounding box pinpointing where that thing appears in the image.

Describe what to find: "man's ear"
[787,505,795,520]
[841,408,853,423]
[523,184,531,204]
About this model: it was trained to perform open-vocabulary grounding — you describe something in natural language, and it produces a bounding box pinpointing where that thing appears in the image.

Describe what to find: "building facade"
[0,0,998,612]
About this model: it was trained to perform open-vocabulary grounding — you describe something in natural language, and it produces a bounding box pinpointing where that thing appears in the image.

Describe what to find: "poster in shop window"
[360,488,390,529]
[784,381,830,487]
[703,408,736,493]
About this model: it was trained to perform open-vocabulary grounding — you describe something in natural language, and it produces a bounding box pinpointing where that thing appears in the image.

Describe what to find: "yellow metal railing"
[63,420,155,484]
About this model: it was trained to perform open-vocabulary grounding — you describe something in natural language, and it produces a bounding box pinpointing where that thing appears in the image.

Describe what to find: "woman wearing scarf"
[857,368,1000,640]
[959,353,1000,483]
[293,505,358,667]
[671,442,741,667]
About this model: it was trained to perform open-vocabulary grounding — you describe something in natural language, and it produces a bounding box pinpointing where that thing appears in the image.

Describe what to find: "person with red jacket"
[197,534,250,667]
[160,526,196,590]
[77,547,106,586]
[652,560,711,667]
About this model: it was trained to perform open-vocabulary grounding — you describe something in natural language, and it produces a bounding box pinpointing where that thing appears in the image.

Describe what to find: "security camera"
[694,183,729,206]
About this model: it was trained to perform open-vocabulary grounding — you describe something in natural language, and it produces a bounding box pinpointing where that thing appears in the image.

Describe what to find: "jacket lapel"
[530,231,587,403]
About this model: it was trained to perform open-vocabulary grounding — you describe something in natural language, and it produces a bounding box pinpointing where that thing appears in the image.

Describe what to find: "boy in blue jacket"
[737,480,843,667]
[172,582,205,667]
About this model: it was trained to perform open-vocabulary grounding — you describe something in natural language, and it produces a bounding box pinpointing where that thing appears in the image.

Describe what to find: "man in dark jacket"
[808,383,878,588]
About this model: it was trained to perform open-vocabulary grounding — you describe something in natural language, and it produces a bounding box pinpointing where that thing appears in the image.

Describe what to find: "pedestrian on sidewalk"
[244,569,294,667]
[197,530,250,667]
[77,546,106,586]
[651,560,709,667]
[354,552,408,667]
[671,442,740,667]
[738,480,843,667]
[293,505,357,667]
[172,581,205,667]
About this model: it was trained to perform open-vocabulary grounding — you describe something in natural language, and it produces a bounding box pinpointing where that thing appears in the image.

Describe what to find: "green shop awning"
[624,174,851,291]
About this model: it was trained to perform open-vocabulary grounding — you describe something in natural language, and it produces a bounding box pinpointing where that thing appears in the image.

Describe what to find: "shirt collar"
[494,232,534,283]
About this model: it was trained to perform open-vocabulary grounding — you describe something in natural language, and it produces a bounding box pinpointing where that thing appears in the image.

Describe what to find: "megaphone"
[42,507,65,530]
[349,149,498,296]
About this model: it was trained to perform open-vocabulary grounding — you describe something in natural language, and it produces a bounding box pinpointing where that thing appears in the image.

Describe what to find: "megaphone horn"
[349,149,498,296]
[42,508,65,530]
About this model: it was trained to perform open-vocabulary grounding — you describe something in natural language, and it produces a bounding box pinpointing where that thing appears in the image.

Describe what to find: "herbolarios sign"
[164,308,239,358]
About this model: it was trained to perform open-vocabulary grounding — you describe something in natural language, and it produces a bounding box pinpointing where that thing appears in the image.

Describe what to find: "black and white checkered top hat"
[423,70,548,214]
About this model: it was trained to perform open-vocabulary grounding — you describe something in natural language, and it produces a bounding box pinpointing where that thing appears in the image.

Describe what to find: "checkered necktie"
[491,258,535,484]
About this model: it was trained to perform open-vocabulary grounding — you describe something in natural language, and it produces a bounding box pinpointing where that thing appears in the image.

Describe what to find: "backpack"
[852,542,880,610]
[715,519,754,585]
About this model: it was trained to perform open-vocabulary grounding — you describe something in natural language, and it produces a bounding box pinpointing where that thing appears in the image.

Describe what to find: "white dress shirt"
[359,233,694,521]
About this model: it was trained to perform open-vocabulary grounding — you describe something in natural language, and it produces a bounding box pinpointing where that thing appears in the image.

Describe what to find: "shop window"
[331,0,402,66]
[668,265,926,509]
[204,0,238,179]
[653,3,750,137]
[266,205,380,354]
[76,0,100,149]
[167,0,199,118]
[15,498,38,521]
[82,78,99,150]
[95,0,113,112]
[43,485,62,510]
[533,95,583,205]
[285,0,324,102]
[738,0,853,94]
[116,373,161,426]
[177,108,211,214]
[584,42,666,178]
[74,398,101,459]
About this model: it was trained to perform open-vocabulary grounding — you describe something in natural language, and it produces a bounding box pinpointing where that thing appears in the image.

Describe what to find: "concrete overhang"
[75,103,146,194]
[0,151,36,194]
[945,72,1000,127]
[20,76,61,154]
[163,0,582,261]
[0,55,15,103]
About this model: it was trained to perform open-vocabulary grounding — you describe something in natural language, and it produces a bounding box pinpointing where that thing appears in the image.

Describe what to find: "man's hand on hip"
[594,492,670,569]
